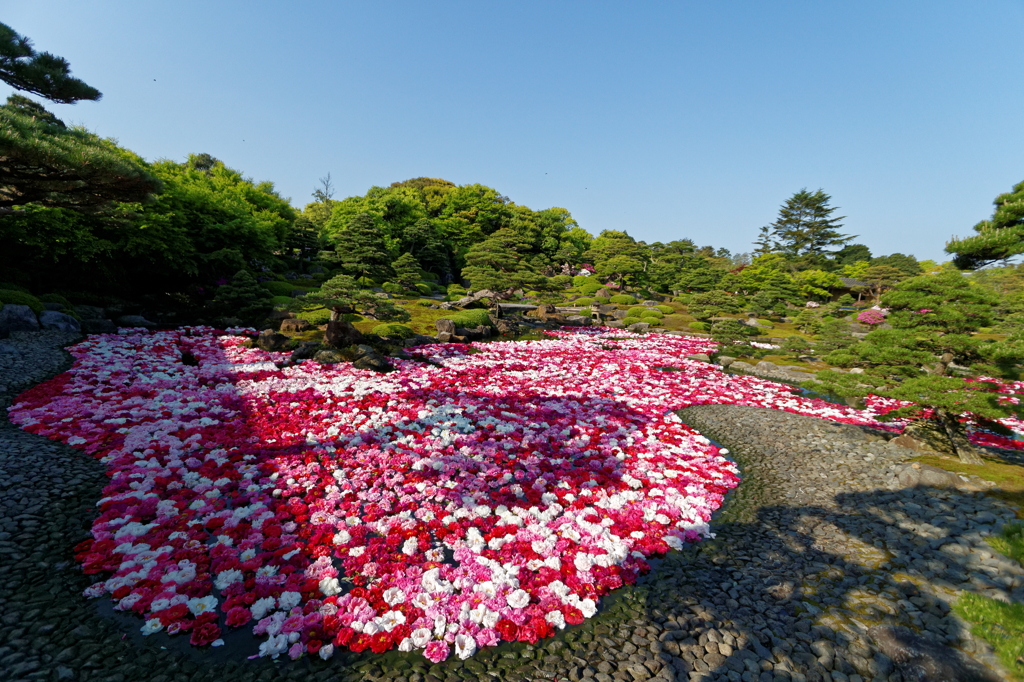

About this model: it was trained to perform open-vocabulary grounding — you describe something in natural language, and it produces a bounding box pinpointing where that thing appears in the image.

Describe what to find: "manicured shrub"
[689,321,709,332]
[573,297,594,306]
[673,295,690,304]
[622,316,642,326]
[382,282,404,295]
[447,283,467,297]
[824,350,858,367]
[297,309,332,326]
[447,309,494,329]
[270,295,293,307]
[0,289,43,314]
[415,283,431,296]
[641,309,664,319]
[372,323,415,339]
[626,307,647,317]
[38,293,72,307]
[609,294,637,305]
[655,304,674,314]
[263,280,299,297]
[550,275,572,288]
[573,275,599,287]
[580,282,602,296]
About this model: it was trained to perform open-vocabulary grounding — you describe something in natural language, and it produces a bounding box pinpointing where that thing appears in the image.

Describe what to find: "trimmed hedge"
[372,323,415,339]
[622,316,642,326]
[38,293,72,307]
[446,309,494,329]
[415,283,432,296]
[573,297,594,306]
[640,309,664,319]
[626,307,647,317]
[655,304,674,314]
[579,282,602,296]
[0,289,44,314]
[689,321,709,332]
[263,280,301,297]
[609,294,637,305]
[297,309,332,326]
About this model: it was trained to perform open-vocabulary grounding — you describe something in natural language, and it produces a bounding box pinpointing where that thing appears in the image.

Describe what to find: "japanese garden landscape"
[4,18,1024,682]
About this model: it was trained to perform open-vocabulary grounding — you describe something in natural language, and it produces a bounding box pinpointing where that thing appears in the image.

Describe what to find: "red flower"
[306,639,322,655]
[496,619,518,641]
[190,621,221,646]
[333,628,354,648]
[225,607,251,628]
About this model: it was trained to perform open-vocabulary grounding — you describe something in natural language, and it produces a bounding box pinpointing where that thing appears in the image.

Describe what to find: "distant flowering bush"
[857,309,886,326]
[804,301,820,308]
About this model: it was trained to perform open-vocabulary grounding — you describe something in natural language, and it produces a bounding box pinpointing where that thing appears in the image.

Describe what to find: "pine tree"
[765,189,851,257]
[392,252,422,290]
[0,23,101,103]
[947,179,1024,270]
[0,96,161,214]
[329,213,393,282]
[210,270,272,324]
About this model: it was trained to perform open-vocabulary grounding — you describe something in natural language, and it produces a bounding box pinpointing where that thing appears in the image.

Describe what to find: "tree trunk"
[935,408,984,465]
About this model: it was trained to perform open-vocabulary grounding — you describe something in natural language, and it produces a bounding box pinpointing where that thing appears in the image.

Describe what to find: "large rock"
[564,315,593,326]
[74,305,107,320]
[81,318,117,334]
[0,304,40,337]
[716,355,736,368]
[753,360,778,374]
[38,310,81,333]
[894,462,975,490]
[116,315,156,329]
[435,318,457,335]
[685,353,711,363]
[868,626,1002,682]
[313,349,345,364]
[627,322,650,332]
[290,342,321,362]
[352,346,392,372]
[42,301,65,311]
[729,361,754,372]
[268,309,296,321]
[279,318,312,332]
[903,420,957,456]
[494,319,520,335]
[256,330,290,352]
[325,319,364,346]
[594,288,611,299]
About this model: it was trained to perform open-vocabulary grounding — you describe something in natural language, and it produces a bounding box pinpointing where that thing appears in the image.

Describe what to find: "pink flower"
[424,640,449,663]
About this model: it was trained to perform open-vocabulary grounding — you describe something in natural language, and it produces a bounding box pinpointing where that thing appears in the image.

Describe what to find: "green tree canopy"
[326,212,393,283]
[0,22,100,103]
[0,96,161,214]
[763,188,852,258]
[947,179,1024,270]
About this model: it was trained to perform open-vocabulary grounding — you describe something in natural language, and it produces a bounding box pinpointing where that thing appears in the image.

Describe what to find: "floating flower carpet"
[6,327,1017,663]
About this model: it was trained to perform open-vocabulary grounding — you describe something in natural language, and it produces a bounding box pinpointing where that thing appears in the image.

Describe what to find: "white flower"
[251,596,276,620]
[259,634,289,659]
[214,568,243,591]
[187,595,218,616]
[574,553,594,572]
[349,546,365,557]
[332,530,351,545]
[425,547,445,562]
[402,537,418,555]
[664,535,684,550]
[506,589,530,609]
[398,637,415,652]
[362,620,381,636]
[545,610,566,630]
[140,618,163,636]
[278,591,301,611]
[411,627,433,648]
[319,577,341,597]
[383,587,406,605]
[379,610,406,631]
[318,643,334,660]
[454,633,477,660]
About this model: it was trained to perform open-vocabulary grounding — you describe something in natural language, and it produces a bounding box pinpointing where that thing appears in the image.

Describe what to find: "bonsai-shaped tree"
[392,252,422,292]
[299,275,410,323]
[688,289,739,322]
[461,228,546,301]
[809,272,1019,463]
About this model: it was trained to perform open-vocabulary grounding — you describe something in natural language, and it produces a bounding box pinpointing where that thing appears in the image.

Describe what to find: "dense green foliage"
[948,179,1024,269]
[0,23,101,104]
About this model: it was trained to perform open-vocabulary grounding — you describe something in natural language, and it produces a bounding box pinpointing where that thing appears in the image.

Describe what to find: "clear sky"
[5,1,1023,262]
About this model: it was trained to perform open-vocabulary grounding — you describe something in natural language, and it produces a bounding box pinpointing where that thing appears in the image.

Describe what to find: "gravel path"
[0,332,1020,682]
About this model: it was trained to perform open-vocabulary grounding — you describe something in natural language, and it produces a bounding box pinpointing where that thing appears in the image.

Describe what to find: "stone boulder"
[437,331,453,343]
[116,315,156,329]
[627,322,650,332]
[716,355,736,368]
[290,342,321,362]
[868,625,1001,682]
[313,349,345,364]
[594,288,611,299]
[256,330,290,352]
[268,310,296,321]
[352,345,391,372]
[42,301,65,311]
[38,310,81,333]
[0,304,40,337]
[325,319,364,346]
[893,462,974,490]
[81,319,117,334]
[564,315,592,326]
[753,360,778,374]
[685,353,711,363]
[729,361,754,372]
[280,318,312,333]
[902,420,957,456]
[605,321,626,328]
[435,318,457,336]
[494,319,520,335]
[73,305,107,320]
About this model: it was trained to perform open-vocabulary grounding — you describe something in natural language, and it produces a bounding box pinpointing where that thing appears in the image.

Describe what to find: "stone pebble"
[0,332,1020,681]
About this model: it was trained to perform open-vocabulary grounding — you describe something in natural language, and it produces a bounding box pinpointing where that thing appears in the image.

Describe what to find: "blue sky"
[5,1,1023,262]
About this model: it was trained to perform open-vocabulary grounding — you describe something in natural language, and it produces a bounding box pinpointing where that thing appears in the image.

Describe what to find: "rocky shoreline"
[0,331,1020,682]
